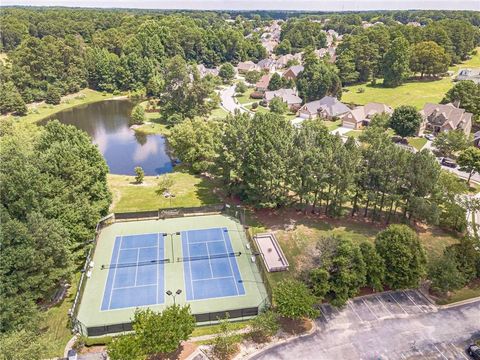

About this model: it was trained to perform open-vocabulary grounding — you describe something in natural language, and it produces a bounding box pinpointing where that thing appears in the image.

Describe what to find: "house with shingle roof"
[419,103,473,136]
[283,65,304,80]
[341,103,393,129]
[297,96,350,120]
[237,61,259,73]
[264,88,302,111]
[255,74,271,92]
[455,68,480,84]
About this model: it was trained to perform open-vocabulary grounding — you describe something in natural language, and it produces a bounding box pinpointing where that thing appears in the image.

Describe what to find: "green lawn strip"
[321,119,342,131]
[1,89,119,124]
[407,137,427,151]
[208,107,229,120]
[191,321,250,338]
[235,88,255,104]
[436,281,480,305]
[342,48,480,109]
[42,273,79,357]
[108,169,220,212]
[345,130,363,138]
[194,333,246,346]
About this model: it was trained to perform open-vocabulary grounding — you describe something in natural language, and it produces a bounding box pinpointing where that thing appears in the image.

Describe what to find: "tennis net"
[101,258,170,270]
[177,251,241,262]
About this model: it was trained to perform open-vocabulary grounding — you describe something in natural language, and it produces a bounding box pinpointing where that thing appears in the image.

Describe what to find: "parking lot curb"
[241,319,318,360]
[437,296,480,309]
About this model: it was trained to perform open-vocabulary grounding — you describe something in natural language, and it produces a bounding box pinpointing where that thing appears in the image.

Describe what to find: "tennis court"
[181,228,245,301]
[101,233,166,310]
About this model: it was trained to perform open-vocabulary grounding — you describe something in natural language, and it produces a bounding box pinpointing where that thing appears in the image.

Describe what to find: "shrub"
[134,166,144,184]
[251,102,259,110]
[249,310,279,343]
[129,104,145,126]
[273,279,319,320]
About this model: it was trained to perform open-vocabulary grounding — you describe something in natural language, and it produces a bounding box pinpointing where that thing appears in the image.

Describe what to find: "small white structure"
[254,233,289,272]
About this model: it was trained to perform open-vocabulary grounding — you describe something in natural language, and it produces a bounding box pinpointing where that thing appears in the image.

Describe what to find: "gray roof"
[455,68,480,84]
[264,88,302,105]
[286,65,304,77]
[300,96,350,117]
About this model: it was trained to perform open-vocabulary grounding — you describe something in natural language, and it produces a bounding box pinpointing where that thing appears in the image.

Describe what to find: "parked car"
[424,133,435,141]
[467,344,480,360]
[441,157,457,168]
[67,349,77,360]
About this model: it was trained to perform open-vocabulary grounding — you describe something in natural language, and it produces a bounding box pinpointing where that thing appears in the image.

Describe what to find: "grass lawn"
[42,274,80,357]
[1,89,119,124]
[345,129,363,138]
[249,210,459,286]
[235,88,255,104]
[108,168,220,212]
[208,106,229,120]
[322,119,342,131]
[407,137,428,151]
[436,280,480,305]
[342,48,480,109]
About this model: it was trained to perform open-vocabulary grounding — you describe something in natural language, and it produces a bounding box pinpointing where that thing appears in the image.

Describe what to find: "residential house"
[264,88,302,111]
[255,74,271,92]
[455,68,480,84]
[419,103,473,136]
[341,102,393,129]
[276,53,302,68]
[237,61,258,73]
[283,65,304,80]
[197,64,219,78]
[257,58,277,73]
[261,40,278,55]
[297,96,350,119]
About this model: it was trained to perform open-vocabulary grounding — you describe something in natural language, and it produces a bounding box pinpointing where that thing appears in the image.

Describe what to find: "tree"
[273,279,319,320]
[130,104,145,126]
[156,174,174,197]
[359,242,385,292]
[134,166,144,184]
[296,52,342,102]
[457,147,480,183]
[134,306,195,356]
[211,316,239,360]
[375,224,427,289]
[218,62,236,84]
[382,36,410,87]
[433,130,469,158]
[146,74,164,97]
[274,39,292,55]
[0,329,49,360]
[269,97,288,114]
[267,73,283,91]
[410,41,451,78]
[442,81,480,120]
[308,268,330,299]
[45,85,62,105]
[235,81,247,94]
[428,252,466,293]
[389,105,422,138]
[336,50,359,85]
[107,335,144,360]
[0,82,27,115]
[249,310,279,343]
[169,118,221,173]
[245,70,261,85]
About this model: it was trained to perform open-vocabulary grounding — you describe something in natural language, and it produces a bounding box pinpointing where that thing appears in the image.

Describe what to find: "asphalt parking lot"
[252,290,480,360]
[318,289,437,324]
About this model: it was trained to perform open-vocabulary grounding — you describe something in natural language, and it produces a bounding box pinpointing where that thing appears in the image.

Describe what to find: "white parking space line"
[403,290,425,313]
[450,343,469,359]
[400,353,407,359]
[348,301,364,322]
[376,295,394,316]
[388,293,408,314]
[362,298,379,320]
[434,344,448,360]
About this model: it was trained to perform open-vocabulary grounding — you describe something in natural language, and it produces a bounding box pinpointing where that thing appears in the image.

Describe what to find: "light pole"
[163,232,181,261]
[166,289,182,305]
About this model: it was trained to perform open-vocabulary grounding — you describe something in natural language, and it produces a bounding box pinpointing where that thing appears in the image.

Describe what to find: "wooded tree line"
[0,120,110,351]
[171,112,469,232]
[336,20,479,86]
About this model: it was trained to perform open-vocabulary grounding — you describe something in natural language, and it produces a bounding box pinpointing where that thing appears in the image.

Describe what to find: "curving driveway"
[219,85,248,114]
[251,291,480,360]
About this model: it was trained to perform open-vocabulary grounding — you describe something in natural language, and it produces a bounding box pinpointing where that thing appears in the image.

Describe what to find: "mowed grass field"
[108,169,221,212]
[342,48,480,109]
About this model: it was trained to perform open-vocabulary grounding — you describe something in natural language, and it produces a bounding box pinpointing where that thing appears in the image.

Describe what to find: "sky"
[2,0,479,11]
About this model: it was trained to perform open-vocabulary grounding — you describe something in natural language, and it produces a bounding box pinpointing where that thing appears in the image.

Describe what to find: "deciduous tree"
[457,147,480,183]
[410,41,450,78]
[389,105,422,138]
[273,279,319,320]
[382,36,410,87]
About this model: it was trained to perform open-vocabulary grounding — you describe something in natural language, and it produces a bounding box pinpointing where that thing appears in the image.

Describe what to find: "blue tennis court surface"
[101,233,165,310]
[181,228,245,301]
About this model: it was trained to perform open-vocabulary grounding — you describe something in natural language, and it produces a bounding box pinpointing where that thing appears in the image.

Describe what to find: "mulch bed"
[278,317,313,335]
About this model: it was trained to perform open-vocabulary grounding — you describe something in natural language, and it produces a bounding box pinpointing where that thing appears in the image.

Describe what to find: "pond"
[43,100,173,176]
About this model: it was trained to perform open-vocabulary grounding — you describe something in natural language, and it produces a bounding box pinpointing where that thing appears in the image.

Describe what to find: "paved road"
[251,291,480,360]
[441,165,480,184]
[219,85,246,114]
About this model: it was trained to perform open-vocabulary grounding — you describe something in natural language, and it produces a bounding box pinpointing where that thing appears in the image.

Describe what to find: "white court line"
[205,242,215,278]
[133,248,140,286]
[403,290,425,313]
[347,301,363,322]
[186,231,196,300]
[362,298,378,320]
[192,275,235,282]
[108,236,123,310]
[388,293,408,314]
[113,283,157,290]
[450,343,469,359]
[121,245,159,250]
[434,344,448,360]
[375,295,394,316]
[221,228,241,295]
